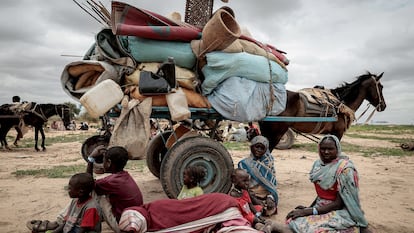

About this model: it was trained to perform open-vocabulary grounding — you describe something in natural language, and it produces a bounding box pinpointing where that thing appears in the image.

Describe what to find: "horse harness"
[298,88,355,134]
[28,104,69,122]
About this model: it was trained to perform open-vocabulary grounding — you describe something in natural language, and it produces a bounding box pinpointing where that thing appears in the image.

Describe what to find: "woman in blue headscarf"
[238,135,278,216]
[283,134,372,233]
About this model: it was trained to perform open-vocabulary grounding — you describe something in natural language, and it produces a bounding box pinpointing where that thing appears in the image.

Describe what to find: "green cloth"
[177,186,204,200]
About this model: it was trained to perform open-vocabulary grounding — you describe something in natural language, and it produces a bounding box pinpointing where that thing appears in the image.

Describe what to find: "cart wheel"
[146,131,172,178]
[160,136,234,199]
[275,128,295,150]
[81,135,110,162]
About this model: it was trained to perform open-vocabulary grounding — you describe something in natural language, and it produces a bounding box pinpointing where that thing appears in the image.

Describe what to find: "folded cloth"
[201,52,288,95]
[207,76,287,122]
[61,60,119,101]
[121,193,239,232]
[111,1,201,41]
[119,210,147,233]
[119,207,244,233]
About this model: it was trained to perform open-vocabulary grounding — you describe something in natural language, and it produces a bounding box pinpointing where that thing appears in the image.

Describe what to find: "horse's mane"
[331,72,374,102]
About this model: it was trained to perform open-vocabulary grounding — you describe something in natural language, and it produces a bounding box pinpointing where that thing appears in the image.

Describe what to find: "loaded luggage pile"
[61,1,290,160]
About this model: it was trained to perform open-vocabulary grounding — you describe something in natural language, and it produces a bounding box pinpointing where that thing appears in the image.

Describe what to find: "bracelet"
[312,207,318,215]
[87,156,95,163]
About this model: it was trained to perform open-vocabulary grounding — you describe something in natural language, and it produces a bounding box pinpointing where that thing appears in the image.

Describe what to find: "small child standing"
[177,165,205,199]
[27,173,101,233]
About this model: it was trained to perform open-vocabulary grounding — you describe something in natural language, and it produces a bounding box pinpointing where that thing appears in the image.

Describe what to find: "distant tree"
[79,111,99,124]
[64,102,80,119]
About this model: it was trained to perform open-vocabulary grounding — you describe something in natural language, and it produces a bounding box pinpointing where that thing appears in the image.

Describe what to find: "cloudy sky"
[1,0,413,124]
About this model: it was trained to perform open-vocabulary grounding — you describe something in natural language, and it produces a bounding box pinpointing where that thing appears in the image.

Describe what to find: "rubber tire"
[160,136,234,199]
[275,128,295,150]
[81,135,110,162]
[146,131,172,178]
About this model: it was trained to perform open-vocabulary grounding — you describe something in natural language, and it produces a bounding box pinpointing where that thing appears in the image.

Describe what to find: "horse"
[0,107,21,150]
[0,103,72,151]
[259,71,386,152]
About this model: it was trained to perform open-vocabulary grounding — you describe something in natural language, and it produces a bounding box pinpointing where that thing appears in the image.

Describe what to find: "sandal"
[26,220,59,233]
[26,220,42,232]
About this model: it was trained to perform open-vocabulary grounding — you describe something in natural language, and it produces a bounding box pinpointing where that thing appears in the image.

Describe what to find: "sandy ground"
[0,129,414,233]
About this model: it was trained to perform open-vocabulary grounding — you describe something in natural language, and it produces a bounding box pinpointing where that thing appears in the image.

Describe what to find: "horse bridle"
[356,76,384,123]
[373,77,384,110]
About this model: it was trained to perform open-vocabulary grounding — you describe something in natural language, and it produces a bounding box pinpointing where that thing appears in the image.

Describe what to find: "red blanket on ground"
[125,193,238,231]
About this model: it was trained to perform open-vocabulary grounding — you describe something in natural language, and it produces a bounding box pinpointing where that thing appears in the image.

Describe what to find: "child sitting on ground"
[27,172,101,233]
[229,168,282,233]
[86,145,143,233]
[177,165,205,199]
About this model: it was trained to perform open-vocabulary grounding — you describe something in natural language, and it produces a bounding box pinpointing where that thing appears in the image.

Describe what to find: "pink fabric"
[111,1,201,41]
[95,171,143,221]
[125,193,238,232]
[221,217,251,227]
[239,35,289,65]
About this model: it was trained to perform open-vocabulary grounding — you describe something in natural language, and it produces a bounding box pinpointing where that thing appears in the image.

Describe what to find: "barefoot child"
[238,136,278,216]
[177,165,205,199]
[27,173,101,233]
[229,169,267,229]
[229,168,288,233]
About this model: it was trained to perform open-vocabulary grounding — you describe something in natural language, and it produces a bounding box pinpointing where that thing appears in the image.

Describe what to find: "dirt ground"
[0,129,413,233]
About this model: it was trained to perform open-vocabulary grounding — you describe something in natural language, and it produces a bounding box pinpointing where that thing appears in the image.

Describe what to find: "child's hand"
[256,216,266,224]
[90,145,107,158]
[266,196,275,209]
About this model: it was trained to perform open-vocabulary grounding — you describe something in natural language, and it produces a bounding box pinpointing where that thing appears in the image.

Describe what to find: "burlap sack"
[109,98,152,160]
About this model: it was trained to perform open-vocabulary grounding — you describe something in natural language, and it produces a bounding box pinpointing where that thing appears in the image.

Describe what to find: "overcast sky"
[0,0,413,124]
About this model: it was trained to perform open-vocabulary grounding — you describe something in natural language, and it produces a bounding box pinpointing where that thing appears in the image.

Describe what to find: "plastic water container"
[80,79,124,118]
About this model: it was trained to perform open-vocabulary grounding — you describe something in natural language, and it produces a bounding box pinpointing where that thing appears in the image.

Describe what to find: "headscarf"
[238,136,278,202]
[310,134,368,227]
[119,209,147,233]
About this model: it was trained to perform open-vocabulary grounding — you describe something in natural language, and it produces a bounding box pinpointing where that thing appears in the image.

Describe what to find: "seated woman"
[238,136,278,216]
[118,193,262,233]
[277,135,372,233]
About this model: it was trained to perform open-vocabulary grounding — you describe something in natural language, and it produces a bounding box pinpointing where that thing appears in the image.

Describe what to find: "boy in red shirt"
[27,173,101,233]
[87,145,143,232]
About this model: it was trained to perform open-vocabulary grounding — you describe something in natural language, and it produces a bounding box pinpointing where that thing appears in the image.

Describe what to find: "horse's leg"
[0,132,11,150]
[14,126,22,147]
[40,127,46,151]
[34,127,40,151]
[259,121,290,152]
[0,139,7,150]
[3,140,11,150]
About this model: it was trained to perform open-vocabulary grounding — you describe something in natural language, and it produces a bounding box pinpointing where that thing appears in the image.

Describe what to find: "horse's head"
[364,72,386,112]
[56,104,72,128]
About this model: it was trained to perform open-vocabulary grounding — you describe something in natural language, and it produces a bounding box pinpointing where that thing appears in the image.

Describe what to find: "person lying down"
[118,192,262,233]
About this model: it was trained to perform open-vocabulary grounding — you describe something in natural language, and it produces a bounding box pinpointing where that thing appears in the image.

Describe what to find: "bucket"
[80,79,124,118]
[198,9,241,56]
